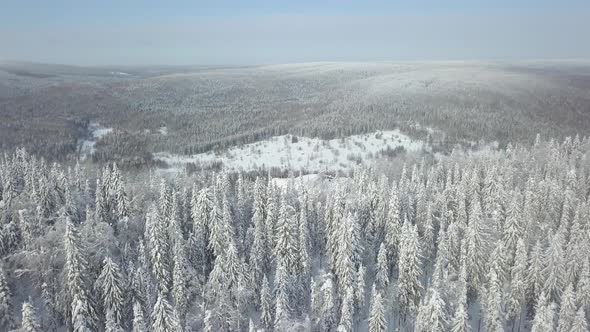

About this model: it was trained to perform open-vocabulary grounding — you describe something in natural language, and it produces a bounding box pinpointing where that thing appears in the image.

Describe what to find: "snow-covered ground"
[79,122,113,160]
[154,130,424,173]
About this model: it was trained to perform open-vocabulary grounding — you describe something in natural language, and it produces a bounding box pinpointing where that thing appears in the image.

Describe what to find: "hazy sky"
[1,0,589,65]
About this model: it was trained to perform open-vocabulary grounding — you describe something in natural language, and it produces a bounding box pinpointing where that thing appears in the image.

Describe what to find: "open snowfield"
[78,122,113,159]
[154,129,424,173]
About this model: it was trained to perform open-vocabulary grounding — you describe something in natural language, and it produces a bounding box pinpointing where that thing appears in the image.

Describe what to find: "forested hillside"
[0,135,589,331]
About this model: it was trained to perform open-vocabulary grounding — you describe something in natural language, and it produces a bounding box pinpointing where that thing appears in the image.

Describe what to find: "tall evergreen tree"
[21,299,41,332]
[368,287,386,332]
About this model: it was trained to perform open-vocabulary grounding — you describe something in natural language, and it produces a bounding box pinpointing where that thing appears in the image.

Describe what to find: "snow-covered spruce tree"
[527,240,545,308]
[384,189,401,268]
[375,243,389,291]
[151,293,180,332]
[320,275,337,331]
[64,218,95,330]
[578,260,590,314]
[95,256,124,326]
[506,238,527,328]
[105,308,124,332]
[172,240,188,329]
[337,290,354,332]
[531,292,554,332]
[274,262,291,331]
[355,264,366,318]
[146,204,171,295]
[465,199,486,294]
[503,192,522,265]
[483,267,504,332]
[21,299,41,332]
[397,221,422,322]
[265,183,278,254]
[368,286,387,332]
[191,187,211,277]
[416,286,447,332]
[132,301,147,332]
[556,283,577,332]
[570,307,588,332]
[0,266,13,330]
[335,210,360,297]
[72,298,93,332]
[450,256,470,332]
[543,231,565,302]
[249,178,269,294]
[298,191,311,306]
[260,275,273,331]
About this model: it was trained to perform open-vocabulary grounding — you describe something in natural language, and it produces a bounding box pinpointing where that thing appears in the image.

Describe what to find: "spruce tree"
[95,256,124,325]
[368,287,386,332]
[132,301,147,332]
[21,300,41,332]
[151,293,179,332]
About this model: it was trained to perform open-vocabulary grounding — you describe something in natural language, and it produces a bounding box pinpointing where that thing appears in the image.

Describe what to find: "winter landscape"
[2,1,590,332]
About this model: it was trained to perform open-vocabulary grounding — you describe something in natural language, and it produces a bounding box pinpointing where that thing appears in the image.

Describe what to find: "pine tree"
[151,293,179,332]
[132,301,147,332]
[368,287,386,332]
[21,300,41,332]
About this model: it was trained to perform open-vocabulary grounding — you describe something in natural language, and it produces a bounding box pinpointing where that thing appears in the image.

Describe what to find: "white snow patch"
[110,71,130,76]
[79,122,113,160]
[154,130,423,173]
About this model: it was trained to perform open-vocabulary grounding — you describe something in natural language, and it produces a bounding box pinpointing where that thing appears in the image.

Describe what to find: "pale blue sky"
[1,0,589,65]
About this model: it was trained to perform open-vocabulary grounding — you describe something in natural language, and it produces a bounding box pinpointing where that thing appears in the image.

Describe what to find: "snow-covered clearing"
[79,122,113,160]
[154,130,424,173]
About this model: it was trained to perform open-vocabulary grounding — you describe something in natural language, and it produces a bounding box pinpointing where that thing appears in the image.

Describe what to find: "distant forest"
[2,62,590,163]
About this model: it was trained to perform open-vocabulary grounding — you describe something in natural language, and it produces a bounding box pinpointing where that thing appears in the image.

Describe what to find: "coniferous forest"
[1,134,589,331]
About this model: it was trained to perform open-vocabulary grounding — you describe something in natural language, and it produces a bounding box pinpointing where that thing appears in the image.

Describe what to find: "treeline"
[0,134,589,331]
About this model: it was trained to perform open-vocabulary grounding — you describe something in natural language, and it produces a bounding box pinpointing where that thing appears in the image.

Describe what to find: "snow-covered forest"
[1,134,589,331]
